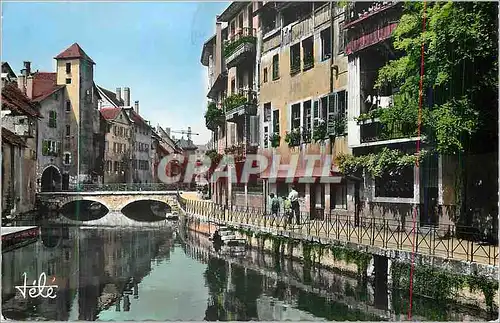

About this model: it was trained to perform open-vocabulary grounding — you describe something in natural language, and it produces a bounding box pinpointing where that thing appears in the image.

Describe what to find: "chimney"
[123,87,130,106]
[165,127,171,137]
[26,75,34,99]
[17,74,26,93]
[23,61,31,76]
[215,20,222,77]
[116,88,122,103]
[134,100,139,114]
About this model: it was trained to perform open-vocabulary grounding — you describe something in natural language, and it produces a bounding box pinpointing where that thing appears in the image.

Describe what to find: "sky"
[1,1,228,145]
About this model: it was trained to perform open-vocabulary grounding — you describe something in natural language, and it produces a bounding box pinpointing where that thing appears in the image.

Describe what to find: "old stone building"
[53,43,104,185]
[99,107,134,184]
[1,81,41,217]
[96,86,155,184]
[256,2,350,217]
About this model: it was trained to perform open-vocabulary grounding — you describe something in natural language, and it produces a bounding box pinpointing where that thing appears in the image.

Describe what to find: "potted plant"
[269,132,281,148]
[284,128,301,147]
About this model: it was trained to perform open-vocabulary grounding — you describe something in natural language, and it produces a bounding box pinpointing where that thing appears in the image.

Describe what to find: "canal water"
[1,223,494,321]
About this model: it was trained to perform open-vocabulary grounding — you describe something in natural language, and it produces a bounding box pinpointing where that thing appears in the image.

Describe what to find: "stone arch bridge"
[36,190,181,227]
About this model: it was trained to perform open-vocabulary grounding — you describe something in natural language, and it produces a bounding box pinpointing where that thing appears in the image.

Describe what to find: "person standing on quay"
[269,193,280,226]
[288,186,300,225]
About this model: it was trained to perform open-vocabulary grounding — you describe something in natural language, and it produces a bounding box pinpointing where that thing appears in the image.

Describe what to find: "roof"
[54,43,95,64]
[32,85,65,103]
[99,107,122,120]
[2,128,27,147]
[1,62,16,79]
[129,109,149,127]
[176,137,198,151]
[30,72,61,101]
[201,34,216,66]
[1,83,41,117]
[217,2,249,22]
[96,85,124,107]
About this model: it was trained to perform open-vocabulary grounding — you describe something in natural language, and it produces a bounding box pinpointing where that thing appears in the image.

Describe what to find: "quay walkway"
[179,194,498,268]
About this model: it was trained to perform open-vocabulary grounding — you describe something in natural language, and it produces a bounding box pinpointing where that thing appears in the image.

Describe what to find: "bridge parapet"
[37,191,180,212]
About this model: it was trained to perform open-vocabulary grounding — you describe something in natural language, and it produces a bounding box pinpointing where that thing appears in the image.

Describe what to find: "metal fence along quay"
[178,196,499,267]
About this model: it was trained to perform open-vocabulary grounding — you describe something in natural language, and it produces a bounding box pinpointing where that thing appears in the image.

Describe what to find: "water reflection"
[1,225,494,321]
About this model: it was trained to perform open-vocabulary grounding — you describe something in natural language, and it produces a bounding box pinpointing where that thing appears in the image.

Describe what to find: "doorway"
[41,166,62,192]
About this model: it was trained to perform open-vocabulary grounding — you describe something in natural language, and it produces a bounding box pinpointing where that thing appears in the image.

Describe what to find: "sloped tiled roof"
[32,85,65,103]
[31,72,62,101]
[129,109,148,127]
[97,85,124,107]
[177,137,198,151]
[99,107,122,120]
[1,83,41,117]
[54,43,95,64]
[2,127,27,147]
[1,62,16,79]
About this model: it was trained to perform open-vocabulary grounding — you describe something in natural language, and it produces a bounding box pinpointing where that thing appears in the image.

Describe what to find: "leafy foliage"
[223,36,256,58]
[223,94,247,113]
[375,2,498,155]
[204,102,224,131]
[313,119,327,143]
[284,128,301,147]
[336,147,428,178]
[269,132,281,148]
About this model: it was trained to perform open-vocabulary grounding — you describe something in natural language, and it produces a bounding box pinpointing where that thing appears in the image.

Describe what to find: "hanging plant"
[269,132,281,148]
[302,127,311,143]
[284,128,301,147]
[313,118,327,143]
[204,102,224,131]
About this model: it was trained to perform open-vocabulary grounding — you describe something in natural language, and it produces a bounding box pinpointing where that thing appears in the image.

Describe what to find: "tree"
[338,2,498,227]
[375,2,498,155]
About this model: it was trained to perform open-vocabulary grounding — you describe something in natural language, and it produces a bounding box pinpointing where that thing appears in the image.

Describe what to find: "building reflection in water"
[1,226,175,321]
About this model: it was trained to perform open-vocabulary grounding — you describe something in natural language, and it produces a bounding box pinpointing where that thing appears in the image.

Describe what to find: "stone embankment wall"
[184,213,499,314]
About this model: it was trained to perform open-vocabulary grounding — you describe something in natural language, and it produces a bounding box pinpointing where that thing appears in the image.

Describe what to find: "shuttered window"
[249,115,259,146]
[42,140,61,156]
[48,111,57,128]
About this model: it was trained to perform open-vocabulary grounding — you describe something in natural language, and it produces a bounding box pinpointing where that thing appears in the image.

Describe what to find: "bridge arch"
[59,197,112,213]
[117,196,176,213]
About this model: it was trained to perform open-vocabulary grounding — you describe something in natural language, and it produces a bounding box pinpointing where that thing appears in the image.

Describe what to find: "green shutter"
[42,140,49,156]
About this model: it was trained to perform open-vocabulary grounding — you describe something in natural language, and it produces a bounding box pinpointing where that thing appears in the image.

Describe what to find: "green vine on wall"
[336,147,429,178]
[391,261,498,312]
[329,245,371,277]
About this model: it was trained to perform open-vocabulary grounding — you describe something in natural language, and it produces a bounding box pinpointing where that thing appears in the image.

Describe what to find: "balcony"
[359,119,418,144]
[344,2,402,55]
[224,27,257,69]
[224,144,258,163]
[224,89,257,123]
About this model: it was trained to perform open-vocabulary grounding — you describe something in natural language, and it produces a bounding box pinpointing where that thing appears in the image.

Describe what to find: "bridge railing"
[177,195,499,266]
[47,183,197,193]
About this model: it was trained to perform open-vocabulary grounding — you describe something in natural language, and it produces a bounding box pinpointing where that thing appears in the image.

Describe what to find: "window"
[231,78,236,94]
[65,125,70,136]
[65,101,71,112]
[113,143,117,153]
[302,36,314,70]
[291,103,301,131]
[41,140,61,156]
[272,54,280,80]
[303,100,312,143]
[272,109,280,135]
[264,103,271,122]
[321,27,332,60]
[338,23,346,54]
[106,160,112,172]
[114,161,119,172]
[66,63,71,74]
[330,182,347,209]
[263,67,268,83]
[290,43,301,75]
[65,78,71,84]
[375,167,414,198]
[48,111,57,128]
[63,152,71,165]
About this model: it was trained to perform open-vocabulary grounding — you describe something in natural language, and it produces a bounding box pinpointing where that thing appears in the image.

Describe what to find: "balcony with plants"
[204,102,225,132]
[224,27,257,68]
[224,89,257,122]
[224,143,258,163]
